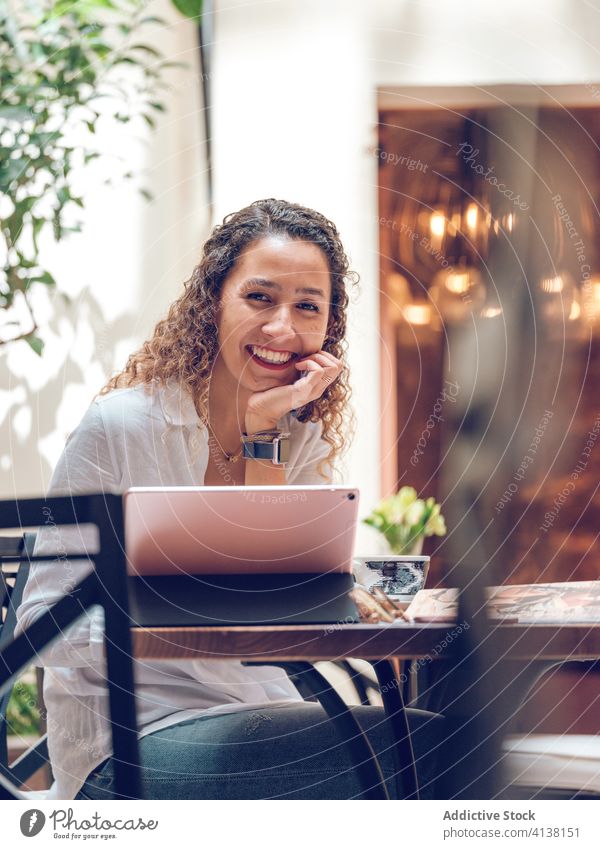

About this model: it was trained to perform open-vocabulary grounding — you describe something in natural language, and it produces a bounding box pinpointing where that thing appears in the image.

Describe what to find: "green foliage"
[6,679,40,738]
[171,0,203,19]
[362,486,447,555]
[0,0,186,351]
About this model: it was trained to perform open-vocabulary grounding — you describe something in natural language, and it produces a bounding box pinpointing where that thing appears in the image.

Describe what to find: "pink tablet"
[124,485,360,576]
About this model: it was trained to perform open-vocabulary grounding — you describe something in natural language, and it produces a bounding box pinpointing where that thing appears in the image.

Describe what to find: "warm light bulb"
[465,203,478,233]
[481,306,503,319]
[581,277,600,323]
[501,213,514,232]
[540,276,564,294]
[445,271,472,295]
[430,265,487,323]
[402,304,432,326]
[385,273,410,324]
[430,212,446,238]
[539,272,576,326]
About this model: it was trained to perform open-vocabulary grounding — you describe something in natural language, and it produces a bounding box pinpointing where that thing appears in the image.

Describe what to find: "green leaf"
[6,680,40,737]
[89,42,112,59]
[31,217,45,253]
[4,207,26,243]
[32,131,57,149]
[160,61,188,70]
[36,271,57,286]
[129,43,162,59]
[16,251,37,270]
[170,0,203,20]
[25,335,44,356]
[53,0,116,14]
[0,159,26,192]
[140,16,168,26]
[57,186,70,205]
[0,105,32,122]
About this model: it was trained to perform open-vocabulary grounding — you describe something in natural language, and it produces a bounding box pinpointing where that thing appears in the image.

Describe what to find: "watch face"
[278,438,291,464]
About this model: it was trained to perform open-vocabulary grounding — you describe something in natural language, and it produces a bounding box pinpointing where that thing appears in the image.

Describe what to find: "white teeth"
[250,345,293,364]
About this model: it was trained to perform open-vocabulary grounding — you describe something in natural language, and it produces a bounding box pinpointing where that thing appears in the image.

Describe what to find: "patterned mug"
[352,555,430,602]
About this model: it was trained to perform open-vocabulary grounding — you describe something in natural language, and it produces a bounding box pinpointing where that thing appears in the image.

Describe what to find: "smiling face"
[212,235,332,397]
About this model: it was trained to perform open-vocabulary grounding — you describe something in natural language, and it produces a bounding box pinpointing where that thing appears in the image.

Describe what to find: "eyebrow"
[243,276,327,298]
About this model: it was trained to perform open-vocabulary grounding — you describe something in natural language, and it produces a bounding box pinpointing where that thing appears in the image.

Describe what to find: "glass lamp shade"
[429,264,487,324]
[539,272,576,325]
[581,275,600,327]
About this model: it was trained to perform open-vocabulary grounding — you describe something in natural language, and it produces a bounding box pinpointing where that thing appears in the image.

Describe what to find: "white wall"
[212,0,381,552]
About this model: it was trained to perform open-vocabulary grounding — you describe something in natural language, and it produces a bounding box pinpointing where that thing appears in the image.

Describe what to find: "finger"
[308,353,336,369]
[301,364,339,390]
[311,354,343,377]
[297,351,340,368]
[314,350,342,367]
[294,359,321,372]
[297,361,340,383]
[295,358,340,377]
[303,356,343,383]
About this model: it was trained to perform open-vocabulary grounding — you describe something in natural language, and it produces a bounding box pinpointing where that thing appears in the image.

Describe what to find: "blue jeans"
[75,702,445,800]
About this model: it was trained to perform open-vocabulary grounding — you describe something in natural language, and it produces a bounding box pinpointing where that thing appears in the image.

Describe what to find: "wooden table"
[131,579,600,661]
[131,620,600,662]
[129,582,600,800]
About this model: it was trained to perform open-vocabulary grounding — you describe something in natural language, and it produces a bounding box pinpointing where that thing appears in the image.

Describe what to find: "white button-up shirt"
[16,382,334,800]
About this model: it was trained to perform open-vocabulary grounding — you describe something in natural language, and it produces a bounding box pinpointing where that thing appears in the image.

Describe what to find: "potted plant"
[362,486,446,555]
[0,0,202,352]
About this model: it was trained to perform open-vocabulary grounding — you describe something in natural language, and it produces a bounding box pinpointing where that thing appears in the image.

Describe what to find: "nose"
[260,303,296,343]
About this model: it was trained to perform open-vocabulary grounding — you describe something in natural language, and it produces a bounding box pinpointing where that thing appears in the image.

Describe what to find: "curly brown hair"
[99,198,359,478]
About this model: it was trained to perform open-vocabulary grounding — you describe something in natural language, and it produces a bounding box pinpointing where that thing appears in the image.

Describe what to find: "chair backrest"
[0,494,140,801]
[0,535,26,766]
[0,534,48,787]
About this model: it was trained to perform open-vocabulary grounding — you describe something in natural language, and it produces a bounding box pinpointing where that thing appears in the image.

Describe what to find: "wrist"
[244,413,281,434]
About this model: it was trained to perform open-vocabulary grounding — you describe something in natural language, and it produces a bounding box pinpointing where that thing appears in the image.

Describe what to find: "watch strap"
[241,432,290,465]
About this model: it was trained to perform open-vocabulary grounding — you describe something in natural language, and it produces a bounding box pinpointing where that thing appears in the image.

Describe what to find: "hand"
[245,349,343,432]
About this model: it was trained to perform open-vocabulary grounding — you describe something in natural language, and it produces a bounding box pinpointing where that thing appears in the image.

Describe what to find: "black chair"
[0,532,50,794]
[0,494,140,800]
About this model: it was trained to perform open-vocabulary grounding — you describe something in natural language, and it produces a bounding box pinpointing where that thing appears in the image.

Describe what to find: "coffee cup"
[352,555,430,603]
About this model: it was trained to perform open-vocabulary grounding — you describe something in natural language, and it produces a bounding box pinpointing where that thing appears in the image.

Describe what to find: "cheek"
[217,307,246,348]
[307,314,330,339]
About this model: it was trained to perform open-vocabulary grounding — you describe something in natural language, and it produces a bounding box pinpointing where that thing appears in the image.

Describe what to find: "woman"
[17,199,444,800]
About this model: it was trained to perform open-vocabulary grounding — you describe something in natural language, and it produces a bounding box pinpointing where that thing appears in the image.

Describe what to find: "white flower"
[425,510,446,536]
[405,499,425,527]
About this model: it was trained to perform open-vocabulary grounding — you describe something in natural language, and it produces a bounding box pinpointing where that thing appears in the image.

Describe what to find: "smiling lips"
[247,344,298,370]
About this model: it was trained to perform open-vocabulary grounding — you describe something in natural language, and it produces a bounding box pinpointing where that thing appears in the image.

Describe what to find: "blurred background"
[3,0,600,777]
